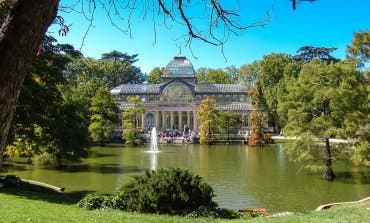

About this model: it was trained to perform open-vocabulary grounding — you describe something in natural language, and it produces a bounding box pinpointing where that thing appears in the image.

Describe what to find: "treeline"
[6,31,369,177]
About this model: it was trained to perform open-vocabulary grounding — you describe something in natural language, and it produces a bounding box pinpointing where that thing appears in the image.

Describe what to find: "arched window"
[161,82,193,102]
[144,113,155,129]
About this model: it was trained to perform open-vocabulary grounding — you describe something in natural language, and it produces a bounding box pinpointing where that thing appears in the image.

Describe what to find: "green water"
[3,143,369,212]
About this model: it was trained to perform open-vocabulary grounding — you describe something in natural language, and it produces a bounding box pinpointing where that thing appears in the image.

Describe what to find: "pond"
[3,143,370,213]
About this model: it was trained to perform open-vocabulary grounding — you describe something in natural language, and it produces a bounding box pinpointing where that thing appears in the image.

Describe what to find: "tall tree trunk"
[323,138,336,180]
[0,0,59,170]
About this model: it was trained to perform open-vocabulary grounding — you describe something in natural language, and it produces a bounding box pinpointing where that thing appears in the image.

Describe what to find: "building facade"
[111,55,254,132]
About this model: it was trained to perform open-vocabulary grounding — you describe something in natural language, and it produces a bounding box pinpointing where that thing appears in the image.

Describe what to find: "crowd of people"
[146,127,199,144]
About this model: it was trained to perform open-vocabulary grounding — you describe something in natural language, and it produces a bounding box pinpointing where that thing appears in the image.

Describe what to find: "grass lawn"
[0,187,369,223]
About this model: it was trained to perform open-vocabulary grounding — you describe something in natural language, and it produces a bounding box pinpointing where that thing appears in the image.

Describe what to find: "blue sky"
[51,0,370,74]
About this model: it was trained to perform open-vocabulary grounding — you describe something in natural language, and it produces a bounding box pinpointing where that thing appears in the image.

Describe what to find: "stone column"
[162,111,166,129]
[155,111,159,129]
[141,114,145,130]
[170,111,174,129]
[193,110,198,131]
[179,111,183,130]
[187,111,190,128]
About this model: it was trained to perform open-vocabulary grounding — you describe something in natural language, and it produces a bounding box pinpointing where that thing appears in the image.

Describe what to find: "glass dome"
[163,56,195,77]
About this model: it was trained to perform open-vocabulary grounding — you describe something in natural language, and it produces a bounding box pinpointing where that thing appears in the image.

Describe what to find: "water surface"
[4,143,369,212]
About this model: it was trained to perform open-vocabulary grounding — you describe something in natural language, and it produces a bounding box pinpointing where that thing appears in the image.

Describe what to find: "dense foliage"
[122,96,145,146]
[88,87,118,146]
[196,68,235,84]
[346,30,370,67]
[6,37,89,167]
[281,60,368,179]
[216,112,242,143]
[147,67,164,84]
[197,97,218,144]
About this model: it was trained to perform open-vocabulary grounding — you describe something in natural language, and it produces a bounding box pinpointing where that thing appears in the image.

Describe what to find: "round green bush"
[114,167,217,215]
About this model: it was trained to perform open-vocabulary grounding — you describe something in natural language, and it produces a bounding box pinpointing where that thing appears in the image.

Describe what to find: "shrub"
[116,167,217,215]
[33,152,57,166]
[77,193,113,210]
[187,206,241,219]
[78,167,217,215]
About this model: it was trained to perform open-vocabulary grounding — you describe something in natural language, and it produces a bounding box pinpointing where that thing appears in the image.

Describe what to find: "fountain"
[149,127,159,153]
[149,127,159,170]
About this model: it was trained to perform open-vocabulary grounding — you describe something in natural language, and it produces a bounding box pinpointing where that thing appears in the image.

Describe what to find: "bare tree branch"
[57,0,280,53]
[292,0,317,10]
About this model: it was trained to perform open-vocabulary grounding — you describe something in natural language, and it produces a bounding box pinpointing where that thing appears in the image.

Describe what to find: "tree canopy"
[197,97,218,144]
[258,53,292,132]
[281,60,368,179]
[293,46,339,63]
[122,96,146,146]
[88,86,119,146]
[6,36,89,167]
[346,30,370,67]
[147,67,164,84]
[196,68,235,84]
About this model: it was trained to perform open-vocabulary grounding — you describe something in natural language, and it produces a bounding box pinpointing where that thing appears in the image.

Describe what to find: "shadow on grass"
[0,186,88,205]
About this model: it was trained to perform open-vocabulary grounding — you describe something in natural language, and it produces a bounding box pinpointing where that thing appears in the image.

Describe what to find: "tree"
[122,96,145,146]
[0,0,59,170]
[88,87,119,146]
[147,67,164,84]
[248,84,270,146]
[100,51,145,87]
[346,31,370,166]
[224,65,240,82]
[346,30,370,67]
[197,97,218,144]
[217,112,241,143]
[281,60,368,180]
[293,46,339,63]
[6,37,89,167]
[101,50,138,63]
[239,61,260,88]
[258,53,292,132]
[196,68,235,84]
[65,56,145,90]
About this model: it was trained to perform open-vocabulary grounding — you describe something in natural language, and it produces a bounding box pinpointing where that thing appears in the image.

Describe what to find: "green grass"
[0,187,369,223]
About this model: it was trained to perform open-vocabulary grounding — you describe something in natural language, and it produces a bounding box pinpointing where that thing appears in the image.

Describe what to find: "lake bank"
[0,186,369,223]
